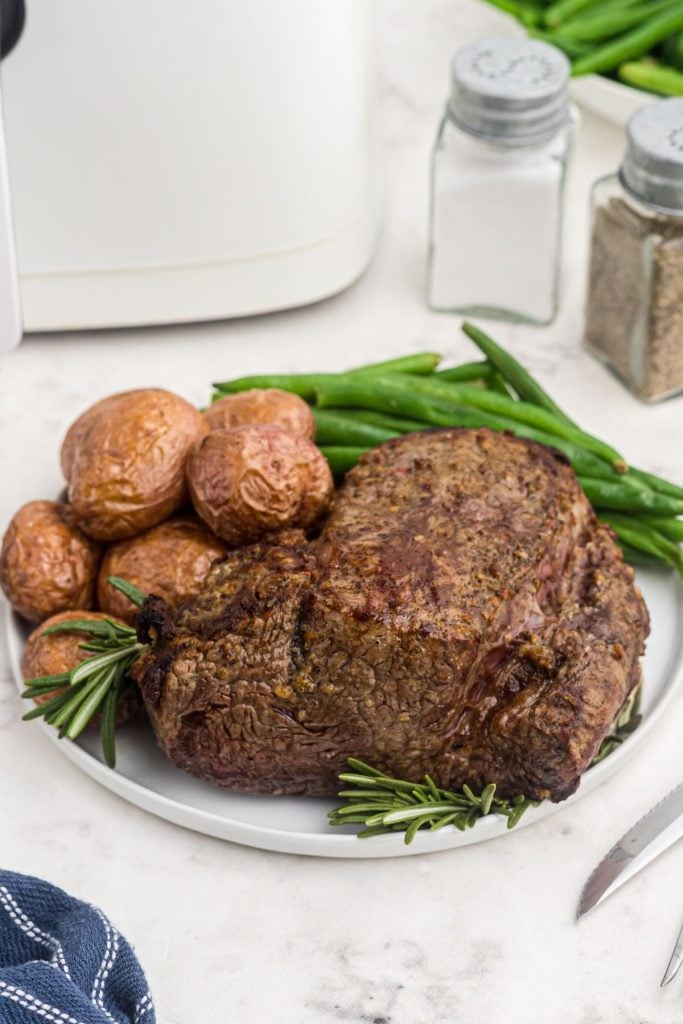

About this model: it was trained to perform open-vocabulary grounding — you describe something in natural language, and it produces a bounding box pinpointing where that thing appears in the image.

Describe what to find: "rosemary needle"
[21,576,149,768]
[329,686,642,844]
[328,759,534,844]
[20,573,644,836]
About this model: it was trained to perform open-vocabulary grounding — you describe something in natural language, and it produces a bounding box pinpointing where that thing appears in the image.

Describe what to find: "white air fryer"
[0,0,378,343]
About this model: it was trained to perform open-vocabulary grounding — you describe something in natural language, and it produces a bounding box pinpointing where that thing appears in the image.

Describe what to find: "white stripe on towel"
[90,907,120,1024]
[0,981,86,1024]
[0,885,72,979]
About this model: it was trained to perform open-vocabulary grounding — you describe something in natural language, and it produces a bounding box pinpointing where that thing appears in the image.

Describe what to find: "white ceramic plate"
[571,75,653,127]
[5,567,682,857]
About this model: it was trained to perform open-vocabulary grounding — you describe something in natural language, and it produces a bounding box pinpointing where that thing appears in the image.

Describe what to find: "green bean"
[434,361,492,383]
[212,353,442,399]
[312,409,397,447]
[320,446,369,475]
[581,477,683,516]
[321,407,635,493]
[626,466,683,500]
[617,542,668,569]
[660,30,683,70]
[640,515,683,542]
[600,517,670,562]
[461,322,576,426]
[572,9,683,76]
[211,376,315,400]
[401,374,626,470]
[600,513,683,572]
[315,377,623,481]
[619,59,683,95]
[570,0,644,16]
[560,0,677,42]
[544,0,603,29]
[482,0,543,25]
[318,377,501,429]
[335,409,429,433]
[488,371,517,398]
[347,352,442,376]
[528,28,591,59]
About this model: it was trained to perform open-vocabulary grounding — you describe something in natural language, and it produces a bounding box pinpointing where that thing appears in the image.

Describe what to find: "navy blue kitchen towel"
[0,870,155,1024]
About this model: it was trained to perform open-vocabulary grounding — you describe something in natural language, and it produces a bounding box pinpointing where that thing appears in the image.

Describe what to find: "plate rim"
[570,73,653,128]
[5,573,683,858]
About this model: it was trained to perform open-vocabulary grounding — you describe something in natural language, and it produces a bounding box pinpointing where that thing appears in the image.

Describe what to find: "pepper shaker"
[427,37,576,325]
[585,98,683,402]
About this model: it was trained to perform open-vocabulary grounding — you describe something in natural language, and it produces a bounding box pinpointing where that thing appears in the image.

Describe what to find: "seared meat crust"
[136,429,649,801]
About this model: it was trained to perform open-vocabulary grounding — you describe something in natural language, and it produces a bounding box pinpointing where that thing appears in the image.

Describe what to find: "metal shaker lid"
[621,99,683,214]
[448,37,570,144]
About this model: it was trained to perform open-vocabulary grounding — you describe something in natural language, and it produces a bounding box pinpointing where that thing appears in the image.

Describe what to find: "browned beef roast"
[135,428,649,801]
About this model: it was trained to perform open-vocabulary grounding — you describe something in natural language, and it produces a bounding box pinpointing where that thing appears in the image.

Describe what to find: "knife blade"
[661,919,683,987]
[577,782,683,920]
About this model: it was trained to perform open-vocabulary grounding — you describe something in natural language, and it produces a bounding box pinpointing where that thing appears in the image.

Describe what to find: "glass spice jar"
[585,98,683,402]
[427,37,576,325]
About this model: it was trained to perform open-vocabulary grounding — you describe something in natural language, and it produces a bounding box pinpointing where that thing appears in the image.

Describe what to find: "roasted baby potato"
[22,610,138,722]
[98,517,228,623]
[205,388,315,440]
[62,388,208,541]
[186,425,333,545]
[0,500,101,622]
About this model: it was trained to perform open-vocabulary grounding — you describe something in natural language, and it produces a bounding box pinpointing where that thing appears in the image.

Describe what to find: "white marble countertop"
[2,2,683,1022]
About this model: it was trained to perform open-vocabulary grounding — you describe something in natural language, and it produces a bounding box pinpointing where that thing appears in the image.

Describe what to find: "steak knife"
[577,782,683,920]
[661,920,683,987]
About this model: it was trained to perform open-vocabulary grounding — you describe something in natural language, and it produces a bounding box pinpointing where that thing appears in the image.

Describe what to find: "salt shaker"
[427,37,575,325]
[585,98,683,402]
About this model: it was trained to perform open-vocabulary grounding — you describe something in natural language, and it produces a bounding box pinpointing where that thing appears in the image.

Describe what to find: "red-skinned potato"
[61,388,208,541]
[98,517,228,624]
[186,425,333,545]
[21,610,138,723]
[205,389,315,440]
[0,501,100,622]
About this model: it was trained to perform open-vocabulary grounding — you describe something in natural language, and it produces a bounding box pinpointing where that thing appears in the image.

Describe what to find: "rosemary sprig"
[330,685,644,843]
[328,759,536,844]
[21,577,149,769]
[22,570,645,820]
[591,683,642,766]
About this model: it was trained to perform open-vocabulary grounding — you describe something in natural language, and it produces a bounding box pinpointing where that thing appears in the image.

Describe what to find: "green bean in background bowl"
[211,320,683,581]
[479,0,683,97]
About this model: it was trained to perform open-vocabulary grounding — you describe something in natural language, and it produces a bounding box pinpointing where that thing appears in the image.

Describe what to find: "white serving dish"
[5,565,682,858]
[571,75,654,127]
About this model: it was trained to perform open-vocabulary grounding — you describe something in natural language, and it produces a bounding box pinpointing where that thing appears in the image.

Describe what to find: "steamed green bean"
[461,322,576,427]
[572,8,683,75]
[315,377,627,482]
[213,353,441,399]
[320,446,369,475]
[402,374,625,469]
[335,409,429,433]
[580,477,683,516]
[312,409,397,447]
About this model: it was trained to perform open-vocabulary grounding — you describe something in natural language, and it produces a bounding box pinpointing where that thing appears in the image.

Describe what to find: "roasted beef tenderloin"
[135,429,649,801]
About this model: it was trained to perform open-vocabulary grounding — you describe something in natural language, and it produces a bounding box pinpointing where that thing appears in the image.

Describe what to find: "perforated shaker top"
[448,37,570,144]
[621,99,683,214]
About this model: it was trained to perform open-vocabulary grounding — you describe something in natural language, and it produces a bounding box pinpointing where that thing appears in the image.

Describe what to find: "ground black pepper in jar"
[585,98,683,402]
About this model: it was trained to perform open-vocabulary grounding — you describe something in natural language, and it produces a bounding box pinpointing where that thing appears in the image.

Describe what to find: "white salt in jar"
[427,37,576,325]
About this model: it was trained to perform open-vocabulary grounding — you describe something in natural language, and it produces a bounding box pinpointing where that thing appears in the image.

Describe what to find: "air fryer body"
[1,0,377,330]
